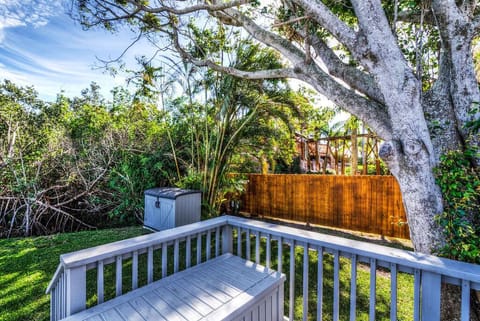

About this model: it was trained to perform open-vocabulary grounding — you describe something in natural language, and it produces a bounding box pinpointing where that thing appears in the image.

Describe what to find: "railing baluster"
[461,280,471,321]
[350,255,357,321]
[215,227,220,257]
[390,263,397,321]
[421,271,441,320]
[289,239,295,321]
[206,230,211,260]
[186,236,191,268]
[197,232,202,264]
[116,256,122,296]
[57,274,61,319]
[302,244,309,321]
[59,274,63,319]
[51,285,55,321]
[162,243,167,278]
[97,260,104,304]
[132,251,138,290]
[369,258,376,321]
[246,229,251,261]
[277,236,283,273]
[63,273,67,318]
[317,246,324,321]
[266,234,271,269]
[237,228,242,257]
[55,278,58,321]
[333,250,340,321]
[174,239,179,273]
[147,246,154,283]
[413,269,421,321]
[221,224,233,254]
[255,231,260,264]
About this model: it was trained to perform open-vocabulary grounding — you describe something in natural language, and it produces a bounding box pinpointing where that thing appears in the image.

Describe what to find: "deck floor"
[61,254,284,321]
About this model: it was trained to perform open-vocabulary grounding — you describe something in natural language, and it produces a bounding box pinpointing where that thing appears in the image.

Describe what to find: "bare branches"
[306,32,385,105]
[221,7,308,65]
[272,15,311,28]
[127,0,248,16]
[172,29,297,79]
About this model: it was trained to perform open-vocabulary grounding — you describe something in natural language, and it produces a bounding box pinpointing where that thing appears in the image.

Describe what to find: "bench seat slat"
[60,254,285,321]
[142,291,185,321]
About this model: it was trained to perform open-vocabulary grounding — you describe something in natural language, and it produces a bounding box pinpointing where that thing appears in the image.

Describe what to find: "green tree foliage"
[167,34,311,215]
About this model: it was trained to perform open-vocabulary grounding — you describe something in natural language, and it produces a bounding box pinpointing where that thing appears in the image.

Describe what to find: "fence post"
[65,265,86,316]
[421,271,441,321]
[222,225,233,254]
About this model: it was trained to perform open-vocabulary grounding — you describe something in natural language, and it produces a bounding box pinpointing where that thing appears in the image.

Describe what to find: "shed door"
[159,199,175,229]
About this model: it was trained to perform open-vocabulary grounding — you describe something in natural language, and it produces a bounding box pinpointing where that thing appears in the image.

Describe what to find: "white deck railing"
[46,216,480,321]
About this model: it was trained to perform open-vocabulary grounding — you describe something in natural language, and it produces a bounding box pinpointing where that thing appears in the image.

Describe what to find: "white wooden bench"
[60,254,285,321]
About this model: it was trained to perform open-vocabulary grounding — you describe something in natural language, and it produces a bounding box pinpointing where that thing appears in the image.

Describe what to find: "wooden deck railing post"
[65,265,86,317]
[222,225,233,254]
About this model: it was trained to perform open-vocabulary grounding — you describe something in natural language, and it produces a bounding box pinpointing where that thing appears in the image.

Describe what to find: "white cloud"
[0,0,161,101]
[0,0,62,42]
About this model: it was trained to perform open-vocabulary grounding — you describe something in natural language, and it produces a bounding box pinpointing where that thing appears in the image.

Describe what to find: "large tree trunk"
[380,139,444,252]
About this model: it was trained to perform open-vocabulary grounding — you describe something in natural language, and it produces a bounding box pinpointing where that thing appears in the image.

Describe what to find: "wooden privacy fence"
[241,174,410,239]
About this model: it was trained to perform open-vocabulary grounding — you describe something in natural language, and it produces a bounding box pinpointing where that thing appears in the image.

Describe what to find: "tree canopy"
[69,0,480,260]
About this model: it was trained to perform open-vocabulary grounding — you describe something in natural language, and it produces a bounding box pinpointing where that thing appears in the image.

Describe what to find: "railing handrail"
[59,216,228,269]
[49,215,480,286]
[224,216,480,286]
[46,215,480,321]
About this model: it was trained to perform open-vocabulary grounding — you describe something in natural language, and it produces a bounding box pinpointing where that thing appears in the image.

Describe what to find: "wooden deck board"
[61,254,285,321]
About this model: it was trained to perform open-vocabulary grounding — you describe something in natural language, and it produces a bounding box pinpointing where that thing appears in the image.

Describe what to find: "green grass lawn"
[0,226,414,321]
[0,227,149,321]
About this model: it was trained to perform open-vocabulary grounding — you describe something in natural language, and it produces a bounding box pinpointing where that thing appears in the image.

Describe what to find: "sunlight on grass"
[0,227,148,321]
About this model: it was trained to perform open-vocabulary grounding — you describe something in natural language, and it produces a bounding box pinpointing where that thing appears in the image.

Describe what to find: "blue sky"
[0,0,149,101]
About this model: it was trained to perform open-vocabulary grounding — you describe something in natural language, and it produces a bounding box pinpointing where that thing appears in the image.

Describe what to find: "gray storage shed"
[144,187,201,231]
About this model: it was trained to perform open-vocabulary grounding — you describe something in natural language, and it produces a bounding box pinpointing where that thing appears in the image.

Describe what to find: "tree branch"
[296,65,392,139]
[220,7,307,65]
[272,15,311,28]
[171,29,297,79]
[291,0,358,53]
[205,5,392,138]
[127,0,248,15]
[308,33,385,105]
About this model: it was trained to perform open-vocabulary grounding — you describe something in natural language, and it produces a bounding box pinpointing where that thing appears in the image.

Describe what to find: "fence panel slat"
[241,174,409,239]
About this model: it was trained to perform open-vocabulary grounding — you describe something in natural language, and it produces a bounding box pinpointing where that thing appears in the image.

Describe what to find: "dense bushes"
[0,81,173,236]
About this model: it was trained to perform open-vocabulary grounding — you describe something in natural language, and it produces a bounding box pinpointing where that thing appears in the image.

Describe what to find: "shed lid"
[144,187,201,199]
